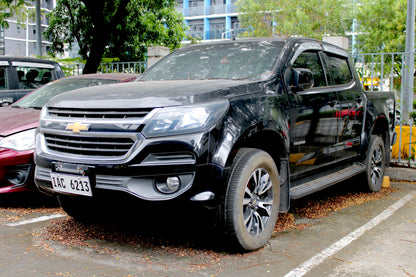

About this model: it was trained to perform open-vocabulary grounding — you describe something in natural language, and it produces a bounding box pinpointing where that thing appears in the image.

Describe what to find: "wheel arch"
[222,126,290,213]
[369,116,391,165]
[225,128,287,169]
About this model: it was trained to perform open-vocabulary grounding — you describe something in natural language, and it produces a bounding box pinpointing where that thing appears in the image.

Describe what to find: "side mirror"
[292,68,314,92]
[0,97,13,107]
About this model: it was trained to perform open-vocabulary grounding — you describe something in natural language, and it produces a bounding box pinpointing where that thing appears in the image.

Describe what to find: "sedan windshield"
[12,78,119,109]
[141,41,284,81]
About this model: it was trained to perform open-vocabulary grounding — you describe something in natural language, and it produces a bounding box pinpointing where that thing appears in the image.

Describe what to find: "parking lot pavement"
[0,167,415,277]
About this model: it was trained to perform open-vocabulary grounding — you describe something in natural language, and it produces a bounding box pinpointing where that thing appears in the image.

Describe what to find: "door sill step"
[290,163,366,200]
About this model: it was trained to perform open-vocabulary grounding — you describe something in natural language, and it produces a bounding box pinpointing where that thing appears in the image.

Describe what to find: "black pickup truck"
[34,38,396,251]
[0,57,64,105]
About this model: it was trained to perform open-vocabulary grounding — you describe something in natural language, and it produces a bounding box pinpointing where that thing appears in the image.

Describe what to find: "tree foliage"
[355,0,407,53]
[236,0,353,39]
[46,0,186,74]
[0,0,30,28]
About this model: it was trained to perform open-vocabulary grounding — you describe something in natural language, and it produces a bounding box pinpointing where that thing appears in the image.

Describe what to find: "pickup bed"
[34,37,396,251]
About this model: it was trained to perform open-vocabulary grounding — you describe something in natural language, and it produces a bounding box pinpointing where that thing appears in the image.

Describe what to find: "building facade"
[2,0,55,57]
[175,0,243,41]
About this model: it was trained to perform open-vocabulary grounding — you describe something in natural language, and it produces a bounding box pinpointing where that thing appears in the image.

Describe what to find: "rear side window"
[325,54,353,85]
[292,51,327,87]
[0,67,7,89]
[15,66,53,89]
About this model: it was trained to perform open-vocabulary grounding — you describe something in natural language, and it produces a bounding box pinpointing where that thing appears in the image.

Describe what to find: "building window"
[188,20,204,39]
[210,21,225,39]
[0,68,7,89]
[210,0,226,4]
[0,27,4,55]
[189,0,204,7]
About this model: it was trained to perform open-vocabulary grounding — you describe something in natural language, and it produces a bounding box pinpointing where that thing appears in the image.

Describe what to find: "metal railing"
[353,52,415,167]
[63,61,146,76]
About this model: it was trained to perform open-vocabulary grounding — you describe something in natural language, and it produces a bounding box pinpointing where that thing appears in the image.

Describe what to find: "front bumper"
[34,131,226,203]
[0,148,34,193]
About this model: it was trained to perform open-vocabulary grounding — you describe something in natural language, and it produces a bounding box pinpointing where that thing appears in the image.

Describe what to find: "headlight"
[141,101,229,138]
[0,129,36,151]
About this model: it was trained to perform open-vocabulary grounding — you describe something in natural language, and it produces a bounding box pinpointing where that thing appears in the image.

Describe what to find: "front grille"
[44,133,135,157]
[48,107,153,119]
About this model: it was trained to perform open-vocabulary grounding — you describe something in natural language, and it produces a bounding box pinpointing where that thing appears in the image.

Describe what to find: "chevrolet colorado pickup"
[34,38,396,251]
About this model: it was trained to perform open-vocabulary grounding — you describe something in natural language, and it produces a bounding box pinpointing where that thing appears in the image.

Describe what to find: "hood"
[0,107,40,137]
[47,79,261,109]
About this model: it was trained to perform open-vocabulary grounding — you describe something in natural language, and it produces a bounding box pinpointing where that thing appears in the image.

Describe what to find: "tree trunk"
[83,34,106,74]
[81,0,130,74]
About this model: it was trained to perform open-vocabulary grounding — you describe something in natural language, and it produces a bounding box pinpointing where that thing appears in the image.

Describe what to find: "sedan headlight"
[141,101,229,138]
[0,129,36,151]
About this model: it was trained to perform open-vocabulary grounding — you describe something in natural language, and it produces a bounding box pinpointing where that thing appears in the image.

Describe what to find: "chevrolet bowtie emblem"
[66,122,90,133]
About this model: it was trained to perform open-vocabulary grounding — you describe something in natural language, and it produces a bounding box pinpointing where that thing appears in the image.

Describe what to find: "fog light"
[6,170,28,186]
[156,176,181,194]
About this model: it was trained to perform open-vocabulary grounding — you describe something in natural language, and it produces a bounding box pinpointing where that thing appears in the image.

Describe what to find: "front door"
[286,49,341,178]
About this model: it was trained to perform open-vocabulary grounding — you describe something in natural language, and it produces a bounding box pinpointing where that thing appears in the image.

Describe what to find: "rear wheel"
[223,148,280,251]
[362,135,385,192]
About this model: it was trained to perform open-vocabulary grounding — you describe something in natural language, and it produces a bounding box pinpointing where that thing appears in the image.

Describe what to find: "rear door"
[323,50,363,162]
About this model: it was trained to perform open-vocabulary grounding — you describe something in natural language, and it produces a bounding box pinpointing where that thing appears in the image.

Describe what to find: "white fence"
[64,61,146,76]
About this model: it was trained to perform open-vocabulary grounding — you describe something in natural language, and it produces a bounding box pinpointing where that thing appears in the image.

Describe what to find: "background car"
[0,73,139,194]
[0,57,64,105]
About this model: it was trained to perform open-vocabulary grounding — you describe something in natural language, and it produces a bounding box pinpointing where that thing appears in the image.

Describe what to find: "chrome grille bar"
[44,134,135,157]
[48,107,153,119]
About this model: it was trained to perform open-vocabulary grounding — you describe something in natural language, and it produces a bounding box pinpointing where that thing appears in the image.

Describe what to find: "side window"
[325,54,353,85]
[16,66,53,89]
[0,67,7,89]
[292,51,327,87]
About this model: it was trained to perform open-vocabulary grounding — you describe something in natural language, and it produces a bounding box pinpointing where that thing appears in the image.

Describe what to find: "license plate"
[50,172,92,197]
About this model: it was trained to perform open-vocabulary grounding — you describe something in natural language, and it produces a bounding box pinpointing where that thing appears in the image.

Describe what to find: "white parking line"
[5,214,66,227]
[284,190,416,277]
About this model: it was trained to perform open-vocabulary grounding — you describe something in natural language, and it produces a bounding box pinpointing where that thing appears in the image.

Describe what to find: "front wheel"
[362,135,385,192]
[223,148,280,251]
[57,194,100,223]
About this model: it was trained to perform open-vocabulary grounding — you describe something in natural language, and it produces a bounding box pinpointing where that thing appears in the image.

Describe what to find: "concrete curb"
[385,167,416,182]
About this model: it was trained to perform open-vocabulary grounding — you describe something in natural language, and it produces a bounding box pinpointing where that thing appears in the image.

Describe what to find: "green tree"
[0,0,30,28]
[355,0,407,53]
[353,0,409,89]
[236,0,353,39]
[46,0,186,74]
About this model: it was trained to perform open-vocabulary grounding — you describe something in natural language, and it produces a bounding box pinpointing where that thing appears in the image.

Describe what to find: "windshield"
[142,41,284,81]
[12,78,119,109]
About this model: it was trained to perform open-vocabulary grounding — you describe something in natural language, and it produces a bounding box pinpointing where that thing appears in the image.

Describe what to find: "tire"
[223,148,280,251]
[57,194,100,223]
[362,135,385,192]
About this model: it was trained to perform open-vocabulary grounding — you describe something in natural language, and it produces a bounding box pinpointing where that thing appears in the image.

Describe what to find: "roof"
[180,37,348,57]
[0,56,60,65]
